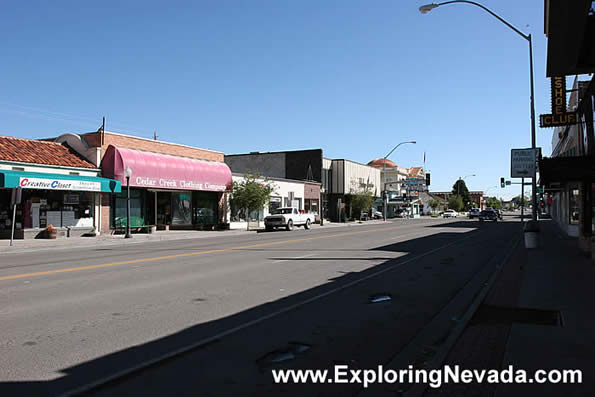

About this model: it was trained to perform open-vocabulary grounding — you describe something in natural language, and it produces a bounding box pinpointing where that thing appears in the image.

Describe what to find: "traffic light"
[500,177,505,188]
[425,173,431,186]
[402,193,407,202]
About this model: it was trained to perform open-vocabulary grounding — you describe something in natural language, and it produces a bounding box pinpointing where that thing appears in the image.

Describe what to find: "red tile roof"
[0,136,96,169]
[409,166,424,176]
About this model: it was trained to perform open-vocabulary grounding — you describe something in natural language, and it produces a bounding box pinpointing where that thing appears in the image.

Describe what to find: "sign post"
[9,187,22,246]
[520,178,525,223]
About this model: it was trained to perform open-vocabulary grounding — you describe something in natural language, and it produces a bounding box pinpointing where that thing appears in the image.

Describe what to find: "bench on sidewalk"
[112,217,157,235]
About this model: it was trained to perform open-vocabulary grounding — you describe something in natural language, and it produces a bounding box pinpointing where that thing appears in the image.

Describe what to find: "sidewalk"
[0,219,390,254]
[425,219,594,396]
[496,220,595,396]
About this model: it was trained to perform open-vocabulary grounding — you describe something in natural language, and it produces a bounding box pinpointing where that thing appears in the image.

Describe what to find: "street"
[0,217,521,396]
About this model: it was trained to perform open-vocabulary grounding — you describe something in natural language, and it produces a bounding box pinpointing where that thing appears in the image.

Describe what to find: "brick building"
[54,129,230,232]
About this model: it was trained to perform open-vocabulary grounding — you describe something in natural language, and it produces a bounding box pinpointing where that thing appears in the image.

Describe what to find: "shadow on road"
[1,222,522,396]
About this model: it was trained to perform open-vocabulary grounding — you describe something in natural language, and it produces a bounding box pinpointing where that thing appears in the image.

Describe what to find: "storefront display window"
[230,199,245,222]
[0,190,15,231]
[0,189,96,231]
[193,192,218,225]
[113,189,145,228]
[172,192,192,225]
[269,196,282,214]
[304,198,319,214]
[569,186,580,225]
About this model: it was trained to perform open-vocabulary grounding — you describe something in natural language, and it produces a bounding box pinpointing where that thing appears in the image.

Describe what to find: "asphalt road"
[0,217,522,396]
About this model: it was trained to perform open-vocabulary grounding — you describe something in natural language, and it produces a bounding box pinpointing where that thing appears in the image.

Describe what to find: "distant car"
[479,209,498,222]
[442,209,457,218]
[467,208,480,218]
[372,210,383,219]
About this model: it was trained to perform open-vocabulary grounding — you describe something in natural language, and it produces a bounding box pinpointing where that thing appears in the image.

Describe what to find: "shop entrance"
[155,191,193,229]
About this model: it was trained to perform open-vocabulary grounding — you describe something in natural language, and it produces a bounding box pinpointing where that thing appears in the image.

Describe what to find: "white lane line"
[60,231,482,397]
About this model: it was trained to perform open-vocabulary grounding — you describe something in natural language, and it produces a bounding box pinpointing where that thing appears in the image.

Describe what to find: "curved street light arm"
[425,1,529,41]
[382,140,416,222]
[421,0,537,221]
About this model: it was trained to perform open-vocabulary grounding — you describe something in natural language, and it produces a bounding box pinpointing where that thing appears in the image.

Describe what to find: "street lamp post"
[420,1,538,222]
[457,174,476,196]
[124,166,133,239]
[382,141,416,222]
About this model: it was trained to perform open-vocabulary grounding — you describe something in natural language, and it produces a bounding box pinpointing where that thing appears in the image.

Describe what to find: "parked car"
[442,209,457,218]
[467,208,480,218]
[372,210,383,219]
[479,209,498,222]
[264,207,315,231]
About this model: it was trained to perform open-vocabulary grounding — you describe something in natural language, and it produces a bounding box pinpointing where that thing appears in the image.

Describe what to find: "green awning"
[0,170,121,193]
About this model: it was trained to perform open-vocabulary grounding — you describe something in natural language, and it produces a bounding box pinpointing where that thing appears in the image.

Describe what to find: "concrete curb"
[402,234,523,397]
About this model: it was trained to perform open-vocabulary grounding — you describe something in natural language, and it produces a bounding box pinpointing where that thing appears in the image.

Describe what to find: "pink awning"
[102,145,231,192]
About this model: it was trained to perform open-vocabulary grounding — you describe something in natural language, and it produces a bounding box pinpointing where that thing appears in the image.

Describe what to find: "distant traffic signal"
[500,177,505,188]
[425,173,431,186]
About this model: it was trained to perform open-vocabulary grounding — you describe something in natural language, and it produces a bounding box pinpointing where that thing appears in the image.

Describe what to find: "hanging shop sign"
[539,76,579,128]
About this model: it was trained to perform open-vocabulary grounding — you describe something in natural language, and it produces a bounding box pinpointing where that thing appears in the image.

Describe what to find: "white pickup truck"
[264,207,315,231]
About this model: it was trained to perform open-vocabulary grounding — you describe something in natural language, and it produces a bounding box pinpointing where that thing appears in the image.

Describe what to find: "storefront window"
[156,192,171,225]
[0,189,97,230]
[172,192,192,225]
[0,189,14,232]
[269,196,282,214]
[113,189,145,228]
[193,192,218,225]
[304,198,319,214]
[569,187,580,225]
[230,200,246,222]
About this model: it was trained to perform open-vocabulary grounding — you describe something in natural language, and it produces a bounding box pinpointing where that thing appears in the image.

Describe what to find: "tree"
[511,195,530,208]
[448,195,464,212]
[485,196,503,209]
[429,199,441,213]
[350,187,375,220]
[452,180,472,210]
[231,173,276,230]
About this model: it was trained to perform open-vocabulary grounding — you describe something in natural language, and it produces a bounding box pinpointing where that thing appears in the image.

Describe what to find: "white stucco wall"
[227,175,306,229]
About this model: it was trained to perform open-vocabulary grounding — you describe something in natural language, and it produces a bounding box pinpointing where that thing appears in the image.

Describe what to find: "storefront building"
[539,0,594,256]
[101,145,231,230]
[225,149,325,220]
[0,136,121,238]
[53,130,232,231]
[544,78,591,237]
[227,174,320,229]
[327,159,381,221]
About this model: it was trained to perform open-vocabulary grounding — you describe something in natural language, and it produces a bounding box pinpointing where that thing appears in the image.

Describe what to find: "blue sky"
[1,0,557,199]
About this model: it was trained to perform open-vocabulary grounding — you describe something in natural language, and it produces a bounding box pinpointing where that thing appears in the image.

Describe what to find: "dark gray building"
[225,150,381,222]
